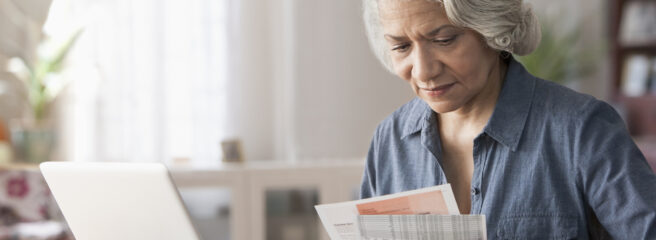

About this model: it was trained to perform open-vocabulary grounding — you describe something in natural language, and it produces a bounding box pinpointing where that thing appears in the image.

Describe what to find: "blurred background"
[0,0,654,239]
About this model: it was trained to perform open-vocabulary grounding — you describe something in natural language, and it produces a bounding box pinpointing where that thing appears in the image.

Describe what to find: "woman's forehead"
[378,0,447,22]
[378,0,451,35]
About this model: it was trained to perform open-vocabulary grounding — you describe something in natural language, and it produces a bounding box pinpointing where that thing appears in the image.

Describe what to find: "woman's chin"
[423,99,461,114]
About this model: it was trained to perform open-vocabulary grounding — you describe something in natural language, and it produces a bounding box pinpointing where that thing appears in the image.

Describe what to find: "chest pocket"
[496,214,577,240]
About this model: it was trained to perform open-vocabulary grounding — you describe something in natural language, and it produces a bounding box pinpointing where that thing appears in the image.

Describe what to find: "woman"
[359,0,656,238]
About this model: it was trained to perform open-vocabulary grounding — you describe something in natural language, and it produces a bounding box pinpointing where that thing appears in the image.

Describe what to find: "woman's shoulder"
[534,79,595,107]
[531,78,621,127]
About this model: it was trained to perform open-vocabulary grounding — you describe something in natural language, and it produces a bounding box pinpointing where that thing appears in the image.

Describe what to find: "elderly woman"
[359,0,656,238]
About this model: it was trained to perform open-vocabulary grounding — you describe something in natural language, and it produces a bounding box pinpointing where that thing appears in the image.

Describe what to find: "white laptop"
[39,162,202,240]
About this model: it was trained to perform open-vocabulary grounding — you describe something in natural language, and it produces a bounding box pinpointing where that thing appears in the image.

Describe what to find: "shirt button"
[471,187,480,195]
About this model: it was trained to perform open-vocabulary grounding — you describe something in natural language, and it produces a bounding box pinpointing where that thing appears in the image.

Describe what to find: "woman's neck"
[439,57,508,136]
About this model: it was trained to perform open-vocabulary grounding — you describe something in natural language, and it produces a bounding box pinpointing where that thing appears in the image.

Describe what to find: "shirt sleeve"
[576,100,656,239]
[360,127,379,199]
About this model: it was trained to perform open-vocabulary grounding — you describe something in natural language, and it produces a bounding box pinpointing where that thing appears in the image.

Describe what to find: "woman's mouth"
[420,83,455,97]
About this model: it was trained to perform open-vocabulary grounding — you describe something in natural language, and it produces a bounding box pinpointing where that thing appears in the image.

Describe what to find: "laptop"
[39,162,202,240]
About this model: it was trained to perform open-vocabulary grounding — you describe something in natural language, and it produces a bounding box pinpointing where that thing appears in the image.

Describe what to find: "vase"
[9,119,56,164]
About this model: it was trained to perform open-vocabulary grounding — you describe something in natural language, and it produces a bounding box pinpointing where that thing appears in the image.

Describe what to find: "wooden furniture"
[635,137,656,172]
[609,0,656,136]
[609,0,656,167]
[170,160,364,240]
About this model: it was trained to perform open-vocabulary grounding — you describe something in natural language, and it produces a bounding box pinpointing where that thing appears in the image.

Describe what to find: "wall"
[1,0,610,163]
[226,0,610,161]
[292,0,413,160]
[231,0,276,161]
[236,0,413,161]
[526,0,610,100]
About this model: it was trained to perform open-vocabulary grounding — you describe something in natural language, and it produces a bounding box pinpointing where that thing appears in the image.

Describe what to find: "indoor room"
[0,0,654,239]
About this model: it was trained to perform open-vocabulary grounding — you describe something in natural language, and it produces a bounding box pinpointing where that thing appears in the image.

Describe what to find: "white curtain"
[46,0,238,166]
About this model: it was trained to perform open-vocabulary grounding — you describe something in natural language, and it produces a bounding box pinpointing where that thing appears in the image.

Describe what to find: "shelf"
[0,163,40,171]
[623,0,656,3]
[618,44,656,54]
[620,42,656,48]
[610,0,656,137]
[618,94,656,101]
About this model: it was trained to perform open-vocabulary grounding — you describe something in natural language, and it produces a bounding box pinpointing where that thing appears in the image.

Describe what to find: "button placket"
[470,133,488,214]
[471,139,480,213]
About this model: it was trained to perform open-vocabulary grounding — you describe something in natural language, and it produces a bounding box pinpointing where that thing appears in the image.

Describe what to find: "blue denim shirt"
[360,58,656,239]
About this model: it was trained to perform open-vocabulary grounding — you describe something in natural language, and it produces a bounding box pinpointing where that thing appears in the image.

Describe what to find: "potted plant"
[7,31,81,164]
[516,19,600,84]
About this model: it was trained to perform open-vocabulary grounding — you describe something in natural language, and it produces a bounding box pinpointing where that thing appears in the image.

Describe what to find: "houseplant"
[516,20,600,84]
[8,31,81,163]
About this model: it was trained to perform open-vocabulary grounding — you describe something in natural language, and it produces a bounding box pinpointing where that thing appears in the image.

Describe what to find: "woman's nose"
[411,46,441,83]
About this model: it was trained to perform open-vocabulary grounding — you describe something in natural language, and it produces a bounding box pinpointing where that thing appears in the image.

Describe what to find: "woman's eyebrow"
[384,34,408,42]
[425,25,456,37]
[384,25,455,42]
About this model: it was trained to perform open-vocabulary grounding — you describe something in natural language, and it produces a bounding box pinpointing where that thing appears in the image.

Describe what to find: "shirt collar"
[401,98,433,139]
[401,57,536,151]
[483,57,535,151]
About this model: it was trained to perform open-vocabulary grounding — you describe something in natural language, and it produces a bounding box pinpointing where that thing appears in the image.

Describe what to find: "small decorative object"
[0,120,10,163]
[9,119,56,163]
[622,55,650,97]
[7,30,80,163]
[0,171,51,222]
[620,1,656,45]
[221,139,244,163]
[172,157,191,166]
[0,119,8,142]
[6,30,81,163]
[0,0,81,164]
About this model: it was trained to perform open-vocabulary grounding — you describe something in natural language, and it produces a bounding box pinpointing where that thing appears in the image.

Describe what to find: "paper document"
[315,184,469,240]
[358,214,486,240]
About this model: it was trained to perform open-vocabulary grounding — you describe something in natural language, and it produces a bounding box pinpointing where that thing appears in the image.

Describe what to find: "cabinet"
[609,0,656,136]
[170,161,364,240]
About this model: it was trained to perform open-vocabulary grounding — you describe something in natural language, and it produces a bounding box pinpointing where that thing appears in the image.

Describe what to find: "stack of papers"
[314,184,486,240]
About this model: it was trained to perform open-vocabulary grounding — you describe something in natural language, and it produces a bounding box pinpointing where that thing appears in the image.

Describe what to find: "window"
[46,0,237,166]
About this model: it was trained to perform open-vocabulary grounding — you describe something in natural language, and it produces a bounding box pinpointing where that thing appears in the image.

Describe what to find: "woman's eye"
[432,36,457,45]
[392,44,410,52]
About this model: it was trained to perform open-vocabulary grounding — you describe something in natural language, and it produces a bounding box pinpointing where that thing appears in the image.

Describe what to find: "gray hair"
[363,0,541,72]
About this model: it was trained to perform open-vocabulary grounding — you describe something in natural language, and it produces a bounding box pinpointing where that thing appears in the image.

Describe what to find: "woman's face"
[379,0,502,114]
